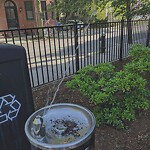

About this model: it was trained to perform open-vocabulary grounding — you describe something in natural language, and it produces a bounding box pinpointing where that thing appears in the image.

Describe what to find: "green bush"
[129,44,150,62]
[66,44,150,128]
[67,63,115,98]
[124,44,150,77]
[93,70,149,128]
[124,59,150,74]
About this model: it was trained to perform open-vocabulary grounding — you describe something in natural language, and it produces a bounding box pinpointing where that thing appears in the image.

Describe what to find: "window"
[5,1,14,7]
[5,1,16,19]
[24,1,34,20]
[41,1,47,21]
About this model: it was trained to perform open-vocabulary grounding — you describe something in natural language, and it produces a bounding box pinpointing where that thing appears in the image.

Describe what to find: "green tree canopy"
[108,0,150,19]
[49,0,99,22]
[50,0,150,22]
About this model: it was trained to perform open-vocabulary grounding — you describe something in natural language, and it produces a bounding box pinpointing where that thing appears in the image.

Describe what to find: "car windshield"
[67,20,83,24]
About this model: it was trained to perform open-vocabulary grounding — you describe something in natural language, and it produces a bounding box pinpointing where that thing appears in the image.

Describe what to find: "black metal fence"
[0,20,149,87]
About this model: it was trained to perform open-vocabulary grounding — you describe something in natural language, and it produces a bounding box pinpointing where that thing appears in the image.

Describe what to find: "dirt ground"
[32,58,150,150]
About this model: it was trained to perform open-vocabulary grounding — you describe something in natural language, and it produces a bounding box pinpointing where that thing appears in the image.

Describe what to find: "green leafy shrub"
[129,44,150,62]
[125,44,150,74]
[67,63,115,98]
[124,59,150,74]
[66,44,150,128]
[93,70,149,128]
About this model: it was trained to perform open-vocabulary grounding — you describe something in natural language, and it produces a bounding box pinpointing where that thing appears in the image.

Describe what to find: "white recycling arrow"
[0,94,21,124]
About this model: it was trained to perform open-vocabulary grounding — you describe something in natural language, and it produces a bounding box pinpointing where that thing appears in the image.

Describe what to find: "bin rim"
[25,103,96,150]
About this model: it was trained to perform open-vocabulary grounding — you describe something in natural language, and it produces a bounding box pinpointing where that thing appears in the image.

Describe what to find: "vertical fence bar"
[124,20,127,58]
[70,28,75,73]
[101,32,105,53]
[86,25,89,65]
[113,22,115,60]
[61,27,67,73]
[11,30,15,44]
[57,28,63,78]
[66,26,71,74]
[139,21,143,43]
[18,29,22,46]
[114,22,117,60]
[110,22,113,61]
[135,21,138,42]
[37,28,45,83]
[98,23,102,63]
[24,29,34,87]
[74,21,79,71]
[31,29,40,86]
[47,27,54,81]
[83,26,86,67]
[116,22,120,59]
[90,24,92,64]
[79,25,82,69]
[146,19,150,47]
[42,28,50,82]
[108,22,111,62]
[52,28,59,79]
[91,23,95,66]
[120,19,124,61]
[95,23,98,65]
[4,31,8,43]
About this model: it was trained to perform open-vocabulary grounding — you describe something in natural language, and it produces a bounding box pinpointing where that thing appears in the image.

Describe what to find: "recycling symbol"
[0,94,21,124]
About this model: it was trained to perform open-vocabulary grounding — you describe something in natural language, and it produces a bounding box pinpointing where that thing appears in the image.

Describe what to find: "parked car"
[66,20,84,30]
[55,20,84,31]
[132,15,148,21]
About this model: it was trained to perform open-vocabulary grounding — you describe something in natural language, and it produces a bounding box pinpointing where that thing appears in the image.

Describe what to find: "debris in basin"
[52,119,80,137]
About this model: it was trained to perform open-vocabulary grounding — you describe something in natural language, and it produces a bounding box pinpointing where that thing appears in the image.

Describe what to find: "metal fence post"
[101,32,105,53]
[146,19,150,47]
[120,18,124,61]
[74,21,79,71]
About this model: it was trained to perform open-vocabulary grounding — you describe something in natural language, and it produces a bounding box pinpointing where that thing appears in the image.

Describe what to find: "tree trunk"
[126,0,132,44]
[36,0,43,27]
[36,0,43,37]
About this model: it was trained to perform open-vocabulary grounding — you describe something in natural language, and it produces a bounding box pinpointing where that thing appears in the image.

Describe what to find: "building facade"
[0,0,55,30]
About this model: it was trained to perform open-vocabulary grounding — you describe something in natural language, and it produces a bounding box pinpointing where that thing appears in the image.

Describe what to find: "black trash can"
[0,44,35,150]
